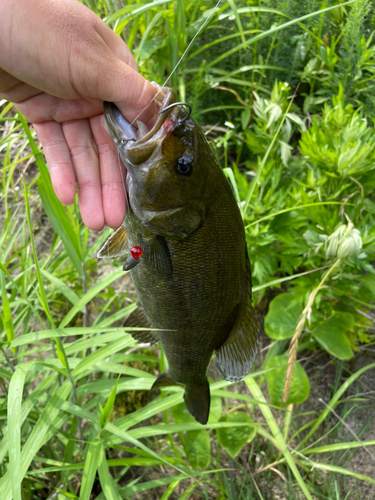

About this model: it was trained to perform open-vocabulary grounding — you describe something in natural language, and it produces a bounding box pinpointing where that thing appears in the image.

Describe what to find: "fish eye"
[175,152,194,176]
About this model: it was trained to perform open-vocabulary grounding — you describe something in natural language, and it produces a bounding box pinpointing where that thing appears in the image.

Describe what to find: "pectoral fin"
[97,226,128,258]
[124,306,159,345]
[216,259,260,381]
[142,236,172,277]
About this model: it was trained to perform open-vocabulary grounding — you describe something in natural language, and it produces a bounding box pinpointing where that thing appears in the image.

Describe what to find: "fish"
[98,85,259,425]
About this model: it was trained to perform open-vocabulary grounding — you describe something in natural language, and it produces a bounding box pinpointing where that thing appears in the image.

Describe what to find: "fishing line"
[130,0,223,127]
[117,0,223,203]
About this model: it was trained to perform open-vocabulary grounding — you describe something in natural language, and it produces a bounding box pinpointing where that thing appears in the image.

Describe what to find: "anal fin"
[124,306,159,345]
[151,371,177,391]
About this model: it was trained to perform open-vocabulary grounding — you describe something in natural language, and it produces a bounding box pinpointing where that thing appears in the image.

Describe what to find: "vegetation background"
[1,0,375,498]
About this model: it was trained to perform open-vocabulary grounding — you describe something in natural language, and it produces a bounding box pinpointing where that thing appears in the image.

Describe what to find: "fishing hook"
[158,102,192,123]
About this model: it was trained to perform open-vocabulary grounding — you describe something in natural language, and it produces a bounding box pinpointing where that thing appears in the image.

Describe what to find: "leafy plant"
[1,1,375,499]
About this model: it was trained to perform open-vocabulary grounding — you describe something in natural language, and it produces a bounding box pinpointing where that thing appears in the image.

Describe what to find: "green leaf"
[359,274,375,298]
[0,379,71,500]
[72,336,135,378]
[183,430,211,470]
[97,440,122,500]
[246,377,313,500]
[170,402,195,423]
[266,355,310,406]
[38,170,82,276]
[41,269,82,309]
[23,114,84,271]
[99,377,119,430]
[312,312,354,360]
[137,36,165,60]
[241,108,251,130]
[8,362,34,500]
[208,396,222,423]
[0,270,15,350]
[216,412,256,458]
[264,293,302,340]
[59,269,125,328]
[79,437,102,500]
[56,488,79,499]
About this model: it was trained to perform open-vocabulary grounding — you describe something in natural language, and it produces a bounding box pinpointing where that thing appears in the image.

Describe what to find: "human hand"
[0,0,157,230]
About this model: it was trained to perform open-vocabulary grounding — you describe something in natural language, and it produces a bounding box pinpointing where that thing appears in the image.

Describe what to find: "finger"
[15,93,103,123]
[90,115,126,228]
[94,20,138,73]
[33,121,76,205]
[82,26,157,124]
[0,68,43,102]
[62,119,104,231]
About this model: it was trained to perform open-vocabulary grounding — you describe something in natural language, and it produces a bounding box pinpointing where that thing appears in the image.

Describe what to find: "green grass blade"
[0,380,71,500]
[245,377,313,500]
[203,1,356,71]
[23,179,54,325]
[227,0,246,49]
[178,482,198,499]
[0,269,15,351]
[244,202,354,229]
[17,111,82,275]
[120,474,188,497]
[303,440,375,454]
[0,373,58,465]
[59,268,125,328]
[299,460,375,485]
[38,179,83,275]
[97,440,122,500]
[10,327,124,347]
[8,362,34,500]
[99,377,119,429]
[298,362,375,448]
[41,269,82,309]
[160,480,180,500]
[105,422,189,476]
[79,437,102,500]
[72,336,135,377]
[95,302,137,327]
[252,266,331,292]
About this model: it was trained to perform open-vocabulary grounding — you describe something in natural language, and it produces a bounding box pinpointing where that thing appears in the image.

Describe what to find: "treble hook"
[157,102,192,123]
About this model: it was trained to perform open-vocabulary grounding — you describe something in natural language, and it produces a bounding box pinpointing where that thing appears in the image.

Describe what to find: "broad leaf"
[266,355,310,406]
[359,274,375,298]
[183,430,211,470]
[312,312,354,360]
[264,293,302,339]
[217,412,256,458]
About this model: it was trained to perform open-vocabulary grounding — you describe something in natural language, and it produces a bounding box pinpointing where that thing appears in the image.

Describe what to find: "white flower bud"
[324,222,362,259]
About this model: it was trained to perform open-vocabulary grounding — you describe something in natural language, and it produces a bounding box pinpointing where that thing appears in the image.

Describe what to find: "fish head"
[104,87,215,239]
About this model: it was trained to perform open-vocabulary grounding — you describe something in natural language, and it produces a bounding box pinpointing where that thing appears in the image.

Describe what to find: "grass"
[1,0,375,499]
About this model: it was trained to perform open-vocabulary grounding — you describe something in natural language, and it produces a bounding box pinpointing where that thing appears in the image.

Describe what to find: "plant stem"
[282,259,341,403]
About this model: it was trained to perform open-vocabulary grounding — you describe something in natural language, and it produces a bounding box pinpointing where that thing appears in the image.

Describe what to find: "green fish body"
[99,87,259,424]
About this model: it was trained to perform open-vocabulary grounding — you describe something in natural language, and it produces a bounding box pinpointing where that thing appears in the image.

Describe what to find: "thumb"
[93,20,158,124]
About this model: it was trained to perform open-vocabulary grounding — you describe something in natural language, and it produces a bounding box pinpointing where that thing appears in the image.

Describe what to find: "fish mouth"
[104,84,187,165]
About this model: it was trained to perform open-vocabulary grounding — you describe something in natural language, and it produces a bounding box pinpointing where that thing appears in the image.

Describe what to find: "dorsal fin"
[97,226,128,259]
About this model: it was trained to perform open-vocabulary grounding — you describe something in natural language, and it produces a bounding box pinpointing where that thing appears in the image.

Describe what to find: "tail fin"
[184,380,210,425]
